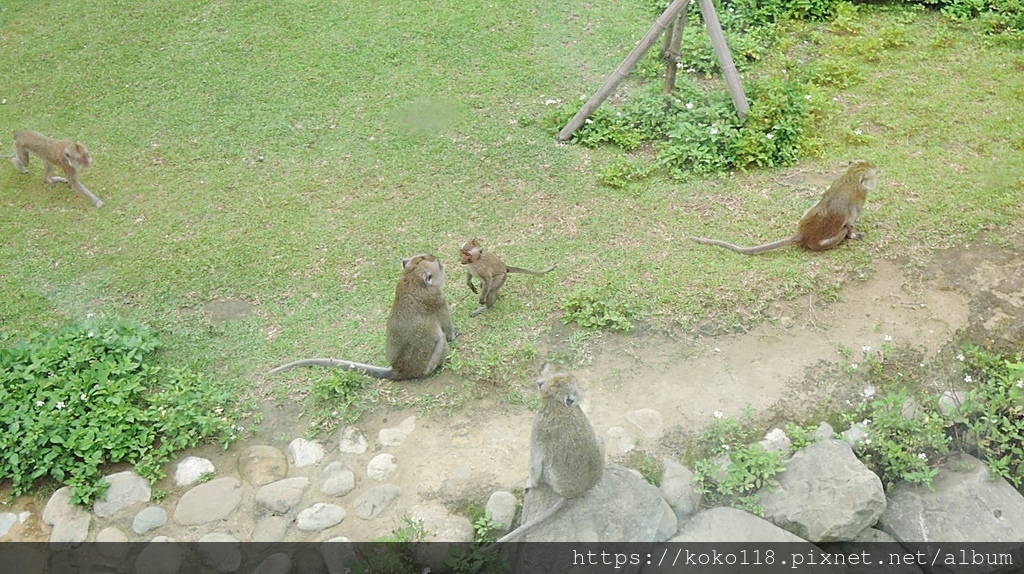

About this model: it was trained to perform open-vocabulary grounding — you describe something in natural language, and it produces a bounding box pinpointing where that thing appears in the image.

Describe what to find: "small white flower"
[616,111,622,117]
[686,101,694,109]
[35,401,44,407]
[584,118,593,124]
[854,129,863,136]
[80,393,87,401]
[714,410,724,419]
[884,335,893,342]
[544,98,559,105]
[918,453,927,460]
[710,127,718,135]
[862,345,872,352]
[851,363,859,369]
[804,94,812,101]
[56,401,65,410]
[87,331,95,338]
[861,419,871,426]
[862,385,875,398]
[722,444,730,451]
[956,354,965,362]
[765,133,774,140]
[579,94,586,100]
[864,438,872,445]
[964,375,973,383]
[1016,380,1023,389]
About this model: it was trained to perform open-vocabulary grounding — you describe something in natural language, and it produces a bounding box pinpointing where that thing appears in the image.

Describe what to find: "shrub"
[959,346,1024,490]
[0,320,243,504]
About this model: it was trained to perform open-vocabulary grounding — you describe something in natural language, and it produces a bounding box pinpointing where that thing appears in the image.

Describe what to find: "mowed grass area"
[1,1,1022,406]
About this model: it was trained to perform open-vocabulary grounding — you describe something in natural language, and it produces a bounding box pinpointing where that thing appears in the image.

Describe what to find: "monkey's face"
[459,239,482,265]
[65,145,91,168]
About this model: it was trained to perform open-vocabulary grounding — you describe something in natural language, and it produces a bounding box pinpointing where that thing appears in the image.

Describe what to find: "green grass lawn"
[2,1,1022,414]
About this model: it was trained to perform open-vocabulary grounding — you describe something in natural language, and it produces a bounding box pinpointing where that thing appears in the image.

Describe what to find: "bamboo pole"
[697,0,749,119]
[557,0,690,142]
[662,6,688,95]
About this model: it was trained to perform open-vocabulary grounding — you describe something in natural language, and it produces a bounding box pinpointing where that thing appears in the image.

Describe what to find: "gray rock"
[173,477,243,526]
[378,416,416,446]
[252,515,290,542]
[672,507,810,542]
[337,427,368,454]
[820,528,924,574]
[841,423,869,445]
[198,533,242,573]
[238,445,288,486]
[879,452,1024,573]
[288,438,326,468]
[296,503,346,532]
[320,539,357,574]
[760,440,886,542]
[134,537,183,574]
[938,390,968,415]
[252,552,291,574]
[655,498,678,542]
[814,422,835,442]
[625,408,663,439]
[514,464,662,542]
[760,427,792,453]
[174,456,215,486]
[485,491,517,531]
[367,453,398,482]
[606,426,635,455]
[0,513,16,538]
[95,527,129,559]
[93,471,151,518]
[319,462,356,497]
[353,484,402,520]
[132,506,168,534]
[42,487,91,548]
[660,459,701,523]
[409,503,473,542]
[255,476,310,514]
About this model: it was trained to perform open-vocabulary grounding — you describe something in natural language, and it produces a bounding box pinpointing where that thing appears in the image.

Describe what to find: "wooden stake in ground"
[557,0,689,142]
[662,7,688,95]
[698,0,749,119]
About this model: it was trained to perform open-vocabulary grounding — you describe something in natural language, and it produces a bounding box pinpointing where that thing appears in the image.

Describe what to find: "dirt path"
[2,239,1020,543]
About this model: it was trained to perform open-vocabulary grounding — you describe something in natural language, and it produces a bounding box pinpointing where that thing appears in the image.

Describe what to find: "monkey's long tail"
[506,264,557,276]
[690,235,798,255]
[266,358,397,379]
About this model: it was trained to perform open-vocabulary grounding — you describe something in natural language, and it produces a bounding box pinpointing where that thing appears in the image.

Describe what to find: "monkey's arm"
[465,270,478,294]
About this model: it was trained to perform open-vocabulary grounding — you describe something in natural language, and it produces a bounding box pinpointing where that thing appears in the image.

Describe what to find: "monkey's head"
[65,143,91,169]
[459,238,483,265]
[402,253,446,288]
[846,160,877,191]
[538,371,584,408]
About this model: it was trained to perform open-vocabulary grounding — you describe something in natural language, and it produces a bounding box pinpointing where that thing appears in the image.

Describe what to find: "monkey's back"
[796,184,866,251]
[532,396,604,498]
[384,288,450,377]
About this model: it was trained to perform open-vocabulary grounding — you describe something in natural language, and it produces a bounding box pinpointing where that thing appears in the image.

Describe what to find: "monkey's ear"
[563,395,575,407]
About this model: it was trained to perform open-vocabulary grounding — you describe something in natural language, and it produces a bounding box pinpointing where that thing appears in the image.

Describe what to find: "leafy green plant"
[845,389,949,490]
[693,443,786,515]
[447,542,511,574]
[305,371,376,434]
[561,285,638,332]
[0,320,243,504]
[958,346,1024,489]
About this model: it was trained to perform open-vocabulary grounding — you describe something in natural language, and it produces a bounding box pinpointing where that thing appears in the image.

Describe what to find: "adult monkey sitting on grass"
[268,254,455,380]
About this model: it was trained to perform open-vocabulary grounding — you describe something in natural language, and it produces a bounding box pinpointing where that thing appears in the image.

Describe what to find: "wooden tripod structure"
[557,0,749,142]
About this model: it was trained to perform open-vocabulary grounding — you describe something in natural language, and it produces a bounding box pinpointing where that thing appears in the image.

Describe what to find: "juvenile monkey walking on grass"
[690,160,877,254]
[3,131,104,208]
[459,238,556,316]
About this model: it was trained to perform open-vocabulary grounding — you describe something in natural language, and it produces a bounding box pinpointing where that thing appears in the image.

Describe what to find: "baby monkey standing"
[459,238,556,316]
[691,160,877,254]
[4,131,104,208]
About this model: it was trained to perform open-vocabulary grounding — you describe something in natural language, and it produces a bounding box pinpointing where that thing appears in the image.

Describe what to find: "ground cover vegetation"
[1,0,1022,501]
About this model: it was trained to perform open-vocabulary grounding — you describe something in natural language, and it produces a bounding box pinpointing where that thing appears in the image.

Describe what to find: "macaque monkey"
[690,160,877,254]
[459,238,556,316]
[4,131,104,208]
[268,254,456,380]
[491,368,604,544]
